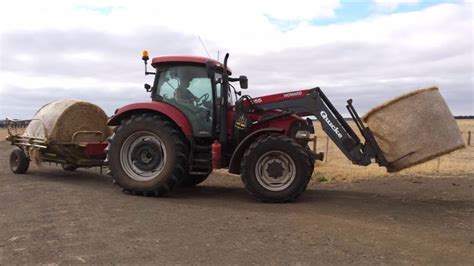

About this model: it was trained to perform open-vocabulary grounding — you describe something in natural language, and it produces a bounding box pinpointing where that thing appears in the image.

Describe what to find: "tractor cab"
[143,53,245,139]
[151,61,216,137]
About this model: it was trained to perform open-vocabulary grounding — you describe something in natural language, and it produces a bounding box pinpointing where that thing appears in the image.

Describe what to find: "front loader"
[104,52,387,202]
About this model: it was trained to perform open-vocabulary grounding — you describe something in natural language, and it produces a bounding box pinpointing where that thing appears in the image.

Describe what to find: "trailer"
[6,121,107,173]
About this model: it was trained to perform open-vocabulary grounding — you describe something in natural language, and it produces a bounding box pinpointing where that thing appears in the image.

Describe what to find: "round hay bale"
[24,99,109,143]
[363,87,465,172]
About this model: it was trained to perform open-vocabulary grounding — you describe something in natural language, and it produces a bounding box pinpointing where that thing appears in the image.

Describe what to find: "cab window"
[155,65,214,137]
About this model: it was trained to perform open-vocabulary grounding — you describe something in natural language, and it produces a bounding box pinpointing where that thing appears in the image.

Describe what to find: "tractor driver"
[173,77,213,132]
[175,79,198,104]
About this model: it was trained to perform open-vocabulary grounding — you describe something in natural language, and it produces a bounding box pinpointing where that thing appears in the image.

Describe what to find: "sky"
[0,0,472,119]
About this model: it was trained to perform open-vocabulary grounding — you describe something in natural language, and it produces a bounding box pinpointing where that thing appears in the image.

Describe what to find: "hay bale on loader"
[363,87,465,172]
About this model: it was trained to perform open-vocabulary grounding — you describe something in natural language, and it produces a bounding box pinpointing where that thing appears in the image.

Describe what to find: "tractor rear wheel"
[10,148,30,174]
[180,173,210,187]
[241,135,312,203]
[106,114,188,197]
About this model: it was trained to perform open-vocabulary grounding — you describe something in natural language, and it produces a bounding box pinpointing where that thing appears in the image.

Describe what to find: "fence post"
[468,131,471,146]
[324,137,329,162]
[312,136,317,152]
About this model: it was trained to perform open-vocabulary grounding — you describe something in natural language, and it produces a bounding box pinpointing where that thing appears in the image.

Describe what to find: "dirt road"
[1,141,473,264]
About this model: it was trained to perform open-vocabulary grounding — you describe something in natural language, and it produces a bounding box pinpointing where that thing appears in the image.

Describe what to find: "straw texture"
[363,87,465,172]
[24,99,109,143]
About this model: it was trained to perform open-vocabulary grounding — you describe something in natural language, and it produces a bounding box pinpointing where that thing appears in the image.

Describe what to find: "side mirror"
[206,61,216,77]
[239,75,248,89]
[144,83,151,92]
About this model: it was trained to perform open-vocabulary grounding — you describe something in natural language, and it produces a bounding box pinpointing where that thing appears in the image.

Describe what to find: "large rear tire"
[241,135,312,203]
[106,114,188,197]
[10,148,30,174]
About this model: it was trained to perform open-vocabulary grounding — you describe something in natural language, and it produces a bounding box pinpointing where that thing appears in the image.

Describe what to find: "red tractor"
[105,52,387,202]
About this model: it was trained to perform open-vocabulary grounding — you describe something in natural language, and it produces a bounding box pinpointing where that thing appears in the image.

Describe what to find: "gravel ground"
[1,141,473,264]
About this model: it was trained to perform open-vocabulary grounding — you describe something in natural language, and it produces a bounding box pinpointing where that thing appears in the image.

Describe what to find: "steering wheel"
[196,93,210,106]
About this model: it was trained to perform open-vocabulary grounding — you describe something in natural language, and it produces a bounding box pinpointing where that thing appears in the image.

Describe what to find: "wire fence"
[0,119,31,129]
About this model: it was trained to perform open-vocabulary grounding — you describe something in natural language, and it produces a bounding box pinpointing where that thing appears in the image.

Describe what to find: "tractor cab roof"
[151,55,231,74]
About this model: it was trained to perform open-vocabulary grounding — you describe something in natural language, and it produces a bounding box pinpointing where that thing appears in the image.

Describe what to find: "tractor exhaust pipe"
[218,53,230,164]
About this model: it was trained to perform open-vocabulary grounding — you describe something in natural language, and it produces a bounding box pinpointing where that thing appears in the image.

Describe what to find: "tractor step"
[193,144,211,151]
[189,171,211,175]
[193,158,209,163]
[190,159,211,169]
[189,143,212,174]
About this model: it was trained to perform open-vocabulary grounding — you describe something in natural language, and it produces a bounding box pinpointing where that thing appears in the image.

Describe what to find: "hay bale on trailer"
[24,99,109,143]
[363,87,465,172]
[7,99,109,170]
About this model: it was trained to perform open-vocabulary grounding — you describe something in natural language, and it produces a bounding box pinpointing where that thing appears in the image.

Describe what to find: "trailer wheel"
[106,114,188,197]
[9,148,30,174]
[241,135,312,203]
[180,173,210,187]
[61,163,78,171]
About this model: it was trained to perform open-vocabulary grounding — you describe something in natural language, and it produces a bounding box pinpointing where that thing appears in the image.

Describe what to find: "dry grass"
[310,119,474,181]
[0,128,23,140]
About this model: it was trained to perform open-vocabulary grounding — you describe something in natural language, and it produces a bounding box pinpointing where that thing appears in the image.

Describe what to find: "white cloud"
[0,0,473,118]
[373,0,421,12]
[0,0,344,55]
[259,0,341,20]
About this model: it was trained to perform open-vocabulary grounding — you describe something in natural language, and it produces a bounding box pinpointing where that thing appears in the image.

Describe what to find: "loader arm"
[250,87,388,167]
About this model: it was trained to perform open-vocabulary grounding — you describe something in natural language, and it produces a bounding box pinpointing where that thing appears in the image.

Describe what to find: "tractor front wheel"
[106,114,188,197]
[241,135,312,203]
